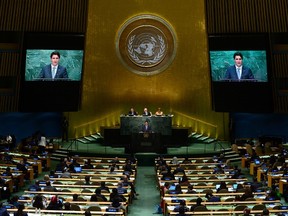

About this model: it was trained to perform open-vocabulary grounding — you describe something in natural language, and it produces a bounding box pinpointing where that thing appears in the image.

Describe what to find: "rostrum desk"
[120,115,172,153]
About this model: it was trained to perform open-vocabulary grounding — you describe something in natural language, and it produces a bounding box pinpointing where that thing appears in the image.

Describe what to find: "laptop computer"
[106,207,118,212]
[75,166,82,173]
[254,159,261,165]
[232,183,238,190]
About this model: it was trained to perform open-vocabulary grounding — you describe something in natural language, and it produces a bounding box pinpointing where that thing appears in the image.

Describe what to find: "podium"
[126,132,166,154]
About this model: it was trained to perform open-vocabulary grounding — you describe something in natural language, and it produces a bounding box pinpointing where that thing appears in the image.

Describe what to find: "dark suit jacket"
[39,65,68,79]
[142,124,152,132]
[224,65,254,80]
[128,111,138,116]
[142,111,151,116]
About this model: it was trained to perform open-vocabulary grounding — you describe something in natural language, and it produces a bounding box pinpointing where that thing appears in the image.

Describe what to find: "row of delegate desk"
[155,157,287,216]
[12,157,138,215]
[0,151,51,173]
[242,155,288,195]
[0,152,51,193]
[7,209,125,216]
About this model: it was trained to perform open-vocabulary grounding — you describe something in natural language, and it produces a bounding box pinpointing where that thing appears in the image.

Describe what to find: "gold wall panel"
[69,0,229,140]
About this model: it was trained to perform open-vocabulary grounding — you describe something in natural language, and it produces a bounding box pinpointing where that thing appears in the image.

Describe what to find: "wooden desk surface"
[168,209,288,215]
[163,191,266,197]
[7,209,125,215]
[49,177,134,183]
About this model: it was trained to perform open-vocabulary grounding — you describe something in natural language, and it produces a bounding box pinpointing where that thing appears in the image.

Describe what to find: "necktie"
[237,67,241,79]
[52,67,56,78]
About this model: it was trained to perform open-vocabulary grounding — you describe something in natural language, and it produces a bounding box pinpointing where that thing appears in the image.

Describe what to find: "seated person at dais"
[128,107,138,116]
[155,107,164,116]
[142,107,152,116]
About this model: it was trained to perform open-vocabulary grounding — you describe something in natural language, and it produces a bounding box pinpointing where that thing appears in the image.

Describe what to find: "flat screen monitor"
[19,32,85,112]
[210,50,268,82]
[25,49,83,81]
[208,34,273,112]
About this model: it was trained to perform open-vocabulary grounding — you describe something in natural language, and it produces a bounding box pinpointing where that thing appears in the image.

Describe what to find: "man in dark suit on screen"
[38,51,68,79]
[224,52,254,80]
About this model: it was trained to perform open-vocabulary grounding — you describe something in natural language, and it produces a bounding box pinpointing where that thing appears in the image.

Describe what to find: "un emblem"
[116,15,177,76]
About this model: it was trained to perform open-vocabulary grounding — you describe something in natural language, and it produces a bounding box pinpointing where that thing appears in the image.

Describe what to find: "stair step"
[84,136,97,142]
[192,134,203,139]
[224,151,238,156]
[50,156,62,160]
[224,154,240,158]
[227,157,242,161]
[198,136,209,141]
[51,153,69,157]
[91,134,102,139]
[204,138,216,143]
[54,150,70,154]
[188,132,197,138]
[76,138,90,144]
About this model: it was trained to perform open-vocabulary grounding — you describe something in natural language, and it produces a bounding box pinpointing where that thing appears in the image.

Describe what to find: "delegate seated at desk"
[141,121,152,133]
[128,107,138,116]
[155,107,164,116]
[142,107,152,116]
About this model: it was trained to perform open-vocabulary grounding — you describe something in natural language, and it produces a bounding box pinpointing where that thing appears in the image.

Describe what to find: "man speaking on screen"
[224,52,254,81]
[38,51,68,79]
